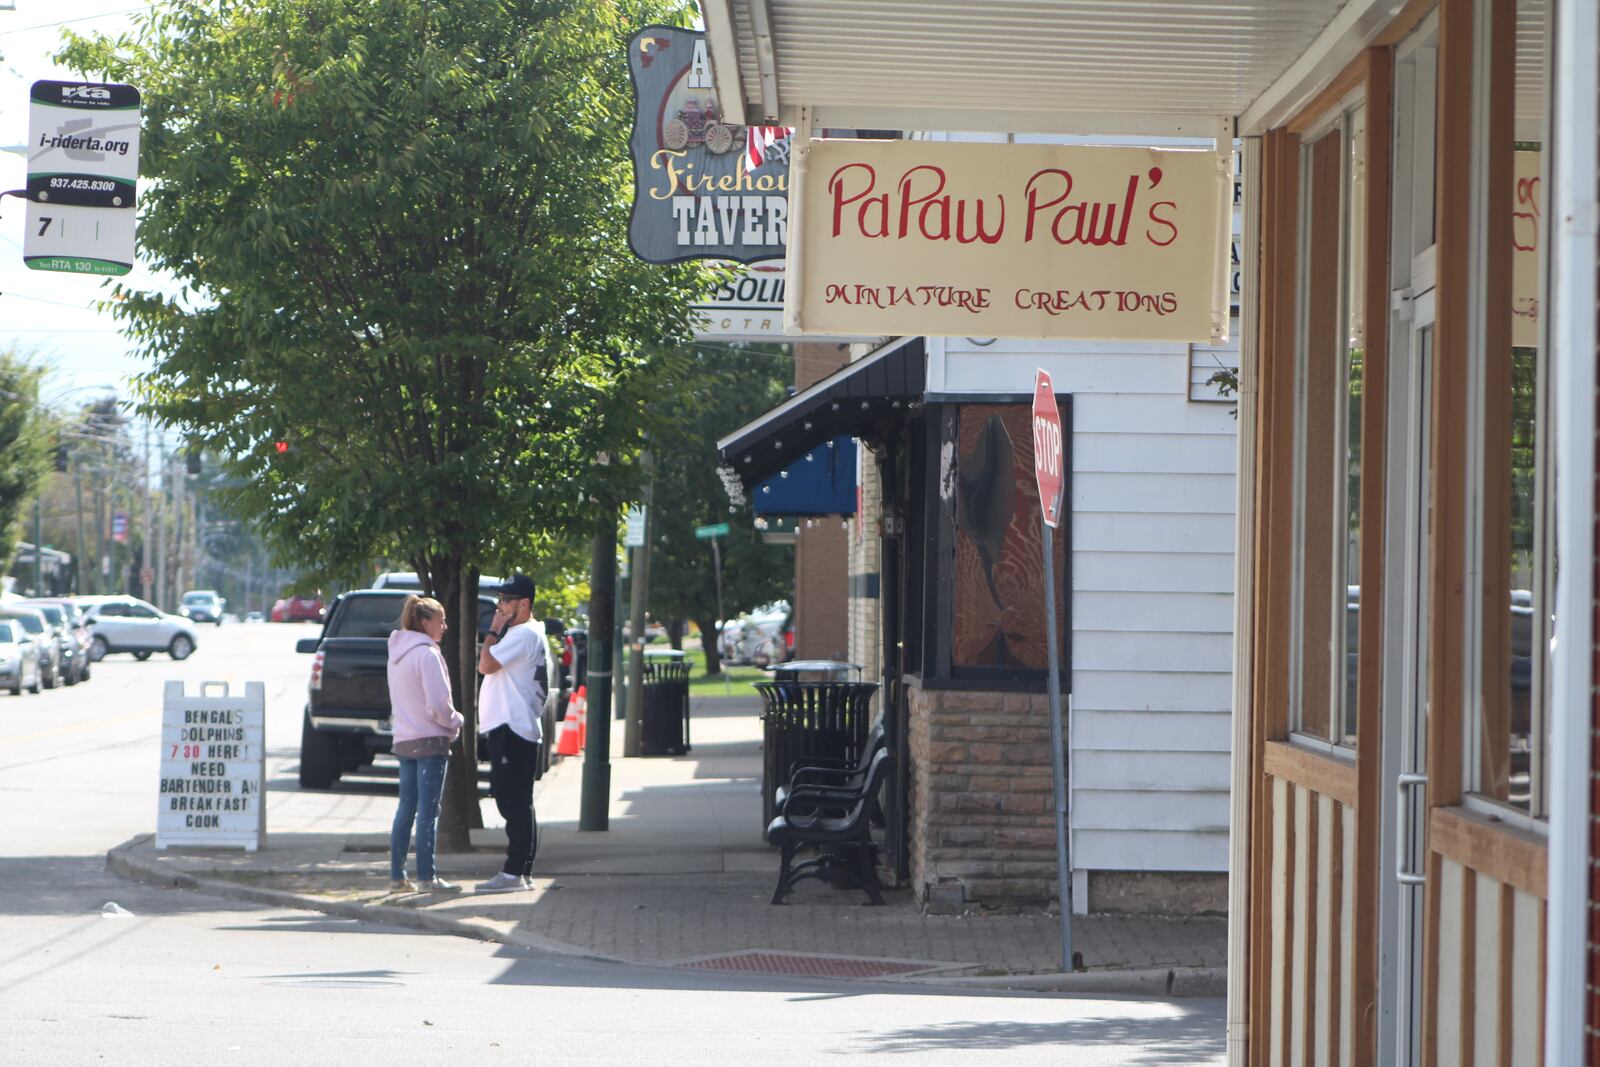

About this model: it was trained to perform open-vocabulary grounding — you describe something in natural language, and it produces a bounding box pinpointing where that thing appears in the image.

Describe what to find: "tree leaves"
[61,0,714,583]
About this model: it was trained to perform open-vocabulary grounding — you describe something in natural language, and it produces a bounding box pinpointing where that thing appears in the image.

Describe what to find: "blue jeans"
[391,754,448,881]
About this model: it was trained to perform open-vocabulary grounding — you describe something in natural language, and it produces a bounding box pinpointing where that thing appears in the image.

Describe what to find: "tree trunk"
[695,615,722,676]
[667,617,685,650]
[434,556,482,853]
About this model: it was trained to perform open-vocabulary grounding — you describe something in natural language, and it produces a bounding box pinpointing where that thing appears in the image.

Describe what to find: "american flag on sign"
[746,125,790,169]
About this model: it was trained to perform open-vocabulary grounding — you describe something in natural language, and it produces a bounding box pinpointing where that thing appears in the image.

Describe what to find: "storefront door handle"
[1391,287,1415,322]
[1396,772,1427,886]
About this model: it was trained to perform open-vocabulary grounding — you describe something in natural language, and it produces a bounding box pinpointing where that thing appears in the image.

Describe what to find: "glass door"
[1379,16,1437,1067]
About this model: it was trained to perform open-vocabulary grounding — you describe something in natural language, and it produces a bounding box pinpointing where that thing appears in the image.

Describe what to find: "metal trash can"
[640,648,691,756]
[754,661,877,830]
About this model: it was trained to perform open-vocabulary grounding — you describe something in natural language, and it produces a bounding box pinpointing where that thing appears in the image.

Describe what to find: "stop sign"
[1032,369,1064,528]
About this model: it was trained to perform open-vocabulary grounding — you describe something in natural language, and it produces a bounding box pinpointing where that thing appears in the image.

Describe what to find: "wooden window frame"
[1286,91,1370,753]
[1250,43,1396,1067]
[1456,0,1554,823]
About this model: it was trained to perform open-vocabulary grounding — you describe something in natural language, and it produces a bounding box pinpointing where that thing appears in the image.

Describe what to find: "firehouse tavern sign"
[627,26,788,265]
[787,139,1228,343]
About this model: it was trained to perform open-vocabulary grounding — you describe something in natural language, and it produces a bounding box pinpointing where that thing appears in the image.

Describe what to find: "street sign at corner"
[624,506,647,548]
[694,522,730,540]
[1032,369,1064,528]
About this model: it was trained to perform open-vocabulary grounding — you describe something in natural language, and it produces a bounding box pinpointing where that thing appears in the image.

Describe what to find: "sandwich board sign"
[157,681,266,851]
[24,80,141,276]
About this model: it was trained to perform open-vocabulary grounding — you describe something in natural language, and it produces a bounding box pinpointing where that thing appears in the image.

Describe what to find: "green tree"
[0,352,52,579]
[648,344,793,674]
[63,0,712,847]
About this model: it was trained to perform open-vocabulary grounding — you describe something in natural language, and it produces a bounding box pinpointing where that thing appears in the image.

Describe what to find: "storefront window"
[1472,0,1548,816]
[1291,101,1366,750]
[950,404,1067,675]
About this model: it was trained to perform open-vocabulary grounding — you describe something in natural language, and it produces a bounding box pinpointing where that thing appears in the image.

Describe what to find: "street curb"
[892,966,1228,998]
[105,836,1224,998]
[104,836,623,966]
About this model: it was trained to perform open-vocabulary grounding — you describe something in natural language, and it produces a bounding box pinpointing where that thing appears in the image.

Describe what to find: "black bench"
[774,718,886,812]
[765,748,894,905]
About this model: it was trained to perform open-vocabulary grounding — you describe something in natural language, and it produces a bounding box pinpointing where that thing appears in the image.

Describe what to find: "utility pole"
[73,457,85,595]
[141,423,152,602]
[32,495,42,595]
[623,455,654,758]
[580,507,617,831]
[173,479,186,600]
[154,453,167,611]
[613,548,628,720]
[93,454,106,596]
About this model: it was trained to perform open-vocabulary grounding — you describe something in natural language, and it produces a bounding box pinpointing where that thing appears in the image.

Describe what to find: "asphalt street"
[0,621,1226,1064]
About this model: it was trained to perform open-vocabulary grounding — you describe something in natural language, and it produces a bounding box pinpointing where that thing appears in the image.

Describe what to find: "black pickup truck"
[295,589,558,789]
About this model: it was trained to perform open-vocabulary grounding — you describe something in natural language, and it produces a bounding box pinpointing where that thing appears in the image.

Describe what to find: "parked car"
[370,571,503,591]
[245,610,264,623]
[0,618,42,695]
[722,602,791,665]
[1,607,60,687]
[17,598,91,683]
[751,608,797,668]
[294,590,553,789]
[179,589,226,625]
[19,602,82,685]
[272,595,326,623]
[559,627,588,719]
[75,595,199,661]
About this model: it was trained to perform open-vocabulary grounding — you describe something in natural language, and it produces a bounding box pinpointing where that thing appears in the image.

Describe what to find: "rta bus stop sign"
[22,79,141,276]
[1032,369,1064,527]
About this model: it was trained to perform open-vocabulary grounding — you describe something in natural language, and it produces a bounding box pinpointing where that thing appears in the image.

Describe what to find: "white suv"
[77,596,199,661]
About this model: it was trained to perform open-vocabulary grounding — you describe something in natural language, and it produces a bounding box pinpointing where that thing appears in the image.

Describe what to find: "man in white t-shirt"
[475,574,547,893]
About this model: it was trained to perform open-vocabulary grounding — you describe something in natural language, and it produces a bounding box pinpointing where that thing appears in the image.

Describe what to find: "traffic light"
[186,450,202,475]
[274,440,291,455]
[53,445,68,472]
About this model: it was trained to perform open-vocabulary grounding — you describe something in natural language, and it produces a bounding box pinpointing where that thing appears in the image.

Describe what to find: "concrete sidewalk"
[109,695,1225,996]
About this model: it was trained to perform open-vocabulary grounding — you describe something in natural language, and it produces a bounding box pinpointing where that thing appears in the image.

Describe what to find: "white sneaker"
[521,875,535,889]
[476,871,523,894]
[418,878,461,893]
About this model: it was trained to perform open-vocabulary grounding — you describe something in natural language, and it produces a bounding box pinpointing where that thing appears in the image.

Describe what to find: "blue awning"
[717,336,925,497]
[752,436,857,517]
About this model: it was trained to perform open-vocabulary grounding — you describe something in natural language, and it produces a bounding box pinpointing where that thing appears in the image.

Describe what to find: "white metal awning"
[701,0,1406,136]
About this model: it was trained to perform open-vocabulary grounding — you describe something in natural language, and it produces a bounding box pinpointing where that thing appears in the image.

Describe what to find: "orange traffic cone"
[555,698,581,756]
[574,686,588,749]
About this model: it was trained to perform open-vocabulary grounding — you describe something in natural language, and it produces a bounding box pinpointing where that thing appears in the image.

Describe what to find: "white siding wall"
[940,335,1237,873]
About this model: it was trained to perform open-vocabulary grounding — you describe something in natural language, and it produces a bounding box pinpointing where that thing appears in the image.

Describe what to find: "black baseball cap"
[489,574,535,601]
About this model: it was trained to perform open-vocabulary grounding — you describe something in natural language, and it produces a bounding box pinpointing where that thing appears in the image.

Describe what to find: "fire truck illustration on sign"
[664,97,737,154]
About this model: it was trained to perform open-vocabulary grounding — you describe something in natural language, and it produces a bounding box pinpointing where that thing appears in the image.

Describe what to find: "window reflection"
[1478,0,1546,814]
[1293,101,1366,749]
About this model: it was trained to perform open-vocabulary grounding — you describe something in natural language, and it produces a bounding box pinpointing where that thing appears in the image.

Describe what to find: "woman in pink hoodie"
[387,595,464,892]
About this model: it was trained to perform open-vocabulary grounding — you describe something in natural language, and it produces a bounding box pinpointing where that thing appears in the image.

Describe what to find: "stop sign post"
[1033,368,1074,972]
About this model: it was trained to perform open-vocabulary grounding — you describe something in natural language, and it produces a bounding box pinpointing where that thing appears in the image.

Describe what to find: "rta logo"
[61,85,111,101]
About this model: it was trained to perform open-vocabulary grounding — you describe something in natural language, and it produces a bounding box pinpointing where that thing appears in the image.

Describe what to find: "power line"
[0,7,145,37]
[0,290,107,310]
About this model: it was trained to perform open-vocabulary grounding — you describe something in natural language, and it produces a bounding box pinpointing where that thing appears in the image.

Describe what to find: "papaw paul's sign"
[787,139,1229,343]
[627,26,789,265]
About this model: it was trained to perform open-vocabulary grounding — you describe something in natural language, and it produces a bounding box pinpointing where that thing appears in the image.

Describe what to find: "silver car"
[0,618,42,695]
[19,602,82,685]
[1,608,60,688]
[76,596,198,661]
